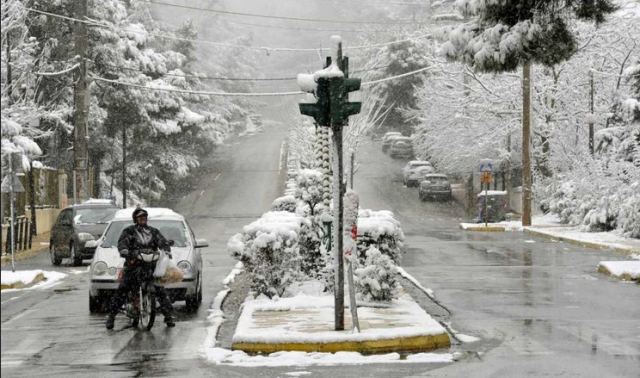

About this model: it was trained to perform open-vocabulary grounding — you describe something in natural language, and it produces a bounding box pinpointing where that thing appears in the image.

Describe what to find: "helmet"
[132,207,148,222]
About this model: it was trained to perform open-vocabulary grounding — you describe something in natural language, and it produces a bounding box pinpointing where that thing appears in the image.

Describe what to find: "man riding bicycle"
[106,208,176,330]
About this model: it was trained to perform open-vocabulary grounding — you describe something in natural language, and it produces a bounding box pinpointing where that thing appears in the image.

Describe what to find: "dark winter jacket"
[117,224,171,265]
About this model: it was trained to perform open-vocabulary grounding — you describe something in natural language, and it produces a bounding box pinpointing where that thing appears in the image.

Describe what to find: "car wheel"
[89,294,102,313]
[71,243,82,266]
[185,274,201,311]
[50,243,62,266]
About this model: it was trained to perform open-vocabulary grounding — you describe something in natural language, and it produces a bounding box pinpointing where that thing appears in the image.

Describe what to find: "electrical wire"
[89,59,394,82]
[35,63,80,76]
[89,64,434,97]
[145,0,425,25]
[27,8,431,53]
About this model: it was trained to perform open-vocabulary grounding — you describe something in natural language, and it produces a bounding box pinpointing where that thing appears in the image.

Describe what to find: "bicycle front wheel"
[138,287,156,331]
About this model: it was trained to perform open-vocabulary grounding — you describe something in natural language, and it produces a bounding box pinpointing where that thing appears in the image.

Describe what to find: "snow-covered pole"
[343,189,360,332]
[331,35,346,331]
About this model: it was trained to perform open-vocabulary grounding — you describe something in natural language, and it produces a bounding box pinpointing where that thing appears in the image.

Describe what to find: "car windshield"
[411,162,430,168]
[426,176,448,183]
[101,220,190,248]
[74,208,118,224]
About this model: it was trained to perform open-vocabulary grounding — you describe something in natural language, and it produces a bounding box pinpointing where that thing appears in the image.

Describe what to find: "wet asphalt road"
[2,102,639,377]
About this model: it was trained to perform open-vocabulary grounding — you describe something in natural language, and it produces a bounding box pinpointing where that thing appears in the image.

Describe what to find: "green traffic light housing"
[299,77,330,126]
[329,77,361,126]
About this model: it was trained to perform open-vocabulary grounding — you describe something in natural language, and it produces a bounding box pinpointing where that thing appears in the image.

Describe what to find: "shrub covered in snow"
[228,211,305,298]
[271,195,297,213]
[356,209,405,264]
[295,169,324,215]
[355,247,399,302]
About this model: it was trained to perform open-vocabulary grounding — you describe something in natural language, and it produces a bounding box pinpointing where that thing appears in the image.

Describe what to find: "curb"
[524,228,640,255]
[0,246,49,267]
[459,225,506,232]
[232,333,451,354]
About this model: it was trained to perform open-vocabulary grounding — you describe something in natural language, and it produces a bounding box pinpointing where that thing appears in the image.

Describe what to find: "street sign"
[480,171,492,184]
[1,175,25,193]
[479,159,494,173]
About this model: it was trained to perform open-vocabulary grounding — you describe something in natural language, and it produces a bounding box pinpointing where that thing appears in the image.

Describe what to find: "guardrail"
[1,217,33,255]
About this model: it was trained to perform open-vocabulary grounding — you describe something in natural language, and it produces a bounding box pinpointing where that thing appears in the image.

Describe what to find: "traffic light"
[329,77,361,126]
[299,77,330,126]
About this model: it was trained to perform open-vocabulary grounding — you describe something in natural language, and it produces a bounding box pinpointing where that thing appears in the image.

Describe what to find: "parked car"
[88,207,208,313]
[389,137,414,159]
[50,199,118,266]
[405,166,434,187]
[402,160,432,183]
[419,174,452,201]
[381,132,403,152]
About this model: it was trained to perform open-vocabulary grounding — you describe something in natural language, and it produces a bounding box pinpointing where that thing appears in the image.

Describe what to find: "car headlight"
[177,260,192,274]
[93,261,108,276]
[108,267,117,276]
[78,232,94,242]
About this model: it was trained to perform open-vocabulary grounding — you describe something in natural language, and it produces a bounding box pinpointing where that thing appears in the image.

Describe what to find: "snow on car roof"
[82,198,115,205]
[112,207,184,221]
[425,173,447,178]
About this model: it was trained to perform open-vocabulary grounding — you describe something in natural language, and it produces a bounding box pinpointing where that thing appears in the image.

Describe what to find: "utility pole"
[589,69,595,155]
[522,62,532,226]
[6,34,12,101]
[73,0,89,203]
[298,37,361,331]
[122,125,127,208]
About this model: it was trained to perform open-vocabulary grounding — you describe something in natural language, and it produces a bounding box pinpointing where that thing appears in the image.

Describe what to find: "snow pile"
[1,270,66,291]
[295,169,325,215]
[597,260,640,281]
[229,212,306,298]
[205,348,453,367]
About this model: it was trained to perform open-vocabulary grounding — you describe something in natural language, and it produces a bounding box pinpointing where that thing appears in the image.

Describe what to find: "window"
[101,220,189,248]
[74,207,118,225]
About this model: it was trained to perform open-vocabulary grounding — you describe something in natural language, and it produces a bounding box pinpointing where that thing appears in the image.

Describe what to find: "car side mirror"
[168,240,175,247]
[194,238,209,249]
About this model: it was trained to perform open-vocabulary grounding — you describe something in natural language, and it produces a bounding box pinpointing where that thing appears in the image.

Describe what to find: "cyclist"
[106,208,175,330]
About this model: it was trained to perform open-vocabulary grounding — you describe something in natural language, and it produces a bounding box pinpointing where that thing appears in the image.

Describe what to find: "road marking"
[214,173,221,181]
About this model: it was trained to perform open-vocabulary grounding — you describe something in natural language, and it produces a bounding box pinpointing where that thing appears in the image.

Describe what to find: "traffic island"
[459,222,508,232]
[231,289,450,354]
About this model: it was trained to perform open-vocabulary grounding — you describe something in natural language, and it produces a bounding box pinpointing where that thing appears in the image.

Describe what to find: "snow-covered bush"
[271,195,297,213]
[355,247,399,302]
[295,169,324,215]
[298,215,325,279]
[356,210,405,264]
[619,183,640,238]
[228,211,304,298]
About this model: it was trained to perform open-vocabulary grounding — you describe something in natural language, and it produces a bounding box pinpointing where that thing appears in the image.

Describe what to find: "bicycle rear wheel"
[138,287,156,331]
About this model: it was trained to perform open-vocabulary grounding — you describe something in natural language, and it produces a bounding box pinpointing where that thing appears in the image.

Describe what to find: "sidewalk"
[231,286,450,354]
[0,232,50,267]
[460,215,640,254]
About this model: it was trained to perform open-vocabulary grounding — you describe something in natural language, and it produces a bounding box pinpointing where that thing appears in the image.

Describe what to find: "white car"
[87,207,208,313]
[402,160,433,183]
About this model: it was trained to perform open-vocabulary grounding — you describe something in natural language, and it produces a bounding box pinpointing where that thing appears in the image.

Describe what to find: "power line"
[89,64,433,97]
[145,0,425,25]
[89,59,393,82]
[28,8,431,53]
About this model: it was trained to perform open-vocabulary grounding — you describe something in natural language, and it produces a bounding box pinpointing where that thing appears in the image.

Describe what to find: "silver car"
[87,207,208,313]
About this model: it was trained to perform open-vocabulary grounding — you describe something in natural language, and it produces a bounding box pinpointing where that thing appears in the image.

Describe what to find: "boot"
[164,315,176,327]
[106,314,115,330]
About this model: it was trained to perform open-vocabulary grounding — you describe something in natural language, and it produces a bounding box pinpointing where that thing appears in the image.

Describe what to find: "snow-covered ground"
[1,270,67,292]
[597,261,640,280]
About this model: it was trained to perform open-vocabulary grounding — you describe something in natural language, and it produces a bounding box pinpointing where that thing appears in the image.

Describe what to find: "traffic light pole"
[331,119,345,331]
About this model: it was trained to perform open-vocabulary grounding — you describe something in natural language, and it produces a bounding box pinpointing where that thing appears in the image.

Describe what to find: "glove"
[165,251,173,259]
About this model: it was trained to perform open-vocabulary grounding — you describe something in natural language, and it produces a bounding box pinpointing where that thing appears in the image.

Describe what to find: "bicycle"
[120,249,161,331]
